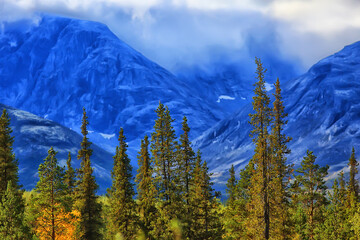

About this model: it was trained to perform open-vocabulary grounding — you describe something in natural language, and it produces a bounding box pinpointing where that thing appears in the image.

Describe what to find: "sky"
[1,0,360,77]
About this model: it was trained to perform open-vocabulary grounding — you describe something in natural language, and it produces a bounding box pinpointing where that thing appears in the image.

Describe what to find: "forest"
[0,58,359,240]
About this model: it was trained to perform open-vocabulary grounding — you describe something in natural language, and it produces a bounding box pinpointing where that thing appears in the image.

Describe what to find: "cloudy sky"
[2,0,360,76]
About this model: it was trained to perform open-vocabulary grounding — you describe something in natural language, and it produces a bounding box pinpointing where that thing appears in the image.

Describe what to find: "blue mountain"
[0,15,223,153]
[193,41,360,186]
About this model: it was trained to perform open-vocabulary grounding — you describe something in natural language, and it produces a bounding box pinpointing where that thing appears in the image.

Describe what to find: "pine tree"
[176,116,196,238]
[247,57,272,239]
[107,128,137,239]
[64,152,76,199]
[269,78,292,239]
[0,180,28,239]
[348,147,359,203]
[30,147,77,240]
[150,102,178,238]
[190,152,223,240]
[135,135,158,239]
[74,107,102,240]
[293,150,328,240]
[226,165,237,206]
[0,109,19,197]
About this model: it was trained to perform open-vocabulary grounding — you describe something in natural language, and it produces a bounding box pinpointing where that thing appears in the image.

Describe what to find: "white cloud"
[1,0,360,71]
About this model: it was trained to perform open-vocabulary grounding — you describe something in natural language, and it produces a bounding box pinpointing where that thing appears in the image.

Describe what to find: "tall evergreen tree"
[226,165,237,206]
[64,152,76,197]
[269,78,292,239]
[0,180,28,239]
[0,109,19,197]
[348,147,359,203]
[136,135,158,239]
[189,152,223,240]
[293,150,328,240]
[75,108,102,240]
[176,116,196,238]
[150,102,178,238]
[247,57,272,239]
[30,147,76,240]
[107,128,137,239]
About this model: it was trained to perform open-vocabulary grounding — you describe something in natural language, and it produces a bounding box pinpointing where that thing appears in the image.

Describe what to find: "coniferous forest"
[1,59,360,240]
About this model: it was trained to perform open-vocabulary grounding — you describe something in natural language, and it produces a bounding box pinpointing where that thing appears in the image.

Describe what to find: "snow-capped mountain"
[0,103,113,193]
[193,41,360,185]
[0,15,223,149]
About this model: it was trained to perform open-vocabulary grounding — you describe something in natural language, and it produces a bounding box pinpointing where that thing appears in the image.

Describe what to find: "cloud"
[1,0,360,73]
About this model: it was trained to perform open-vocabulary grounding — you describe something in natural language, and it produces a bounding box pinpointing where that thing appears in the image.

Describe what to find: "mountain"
[0,103,113,193]
[0,15,223,151]
[193,41,360,185]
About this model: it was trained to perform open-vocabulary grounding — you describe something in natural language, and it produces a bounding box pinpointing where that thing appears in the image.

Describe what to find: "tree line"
[0,58,359,239]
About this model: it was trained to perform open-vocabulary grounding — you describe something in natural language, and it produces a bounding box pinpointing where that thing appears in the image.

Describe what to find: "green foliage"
[348,147,359,203]
[135,135,158,239]
[29,147,72,240]
[0,109,19,197]
[293,150,329,240]
[0,180,29,239]
[74,108,102,240]
[107,128,137,239]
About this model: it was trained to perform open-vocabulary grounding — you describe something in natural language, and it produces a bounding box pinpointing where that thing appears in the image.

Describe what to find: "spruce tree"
[107,128,137,239]
[226,165,237,206]
[176,116,196,238]
[0,180,28,239]
[135,135,158,239]
[247,57,272,239]
[75,107,102,240]
[269,78,292,239]
[293,150,328,240]
[30,147,76,240]
[348,147,359,203]
[189,152,223,240]
[0,109,19,197]
[150,102,178,238]
[64,152,76,198]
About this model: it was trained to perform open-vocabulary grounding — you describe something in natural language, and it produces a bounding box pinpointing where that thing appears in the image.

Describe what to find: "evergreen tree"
[150,102,178,238]
[0,180,28,239]
[226,165,237,206]
[0,109,19,197]
[247,57,272,239]
[176,116,196,238]
[64,152,76,197]
[136,135,158,240]
[30,147,76,240]
[293,150,328,240]
[75,107,102,240]
[107,128,137,239]
[269,78,292,239]
[348,147,359,203]
[189,152,223,240]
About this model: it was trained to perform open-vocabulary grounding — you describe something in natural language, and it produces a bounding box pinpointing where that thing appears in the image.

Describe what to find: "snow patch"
[100,133,115,140]
[265,82,273,91]
[216,95,235,103]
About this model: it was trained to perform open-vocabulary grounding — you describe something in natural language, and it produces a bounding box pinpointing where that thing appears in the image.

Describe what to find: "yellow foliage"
[34,205,80,240]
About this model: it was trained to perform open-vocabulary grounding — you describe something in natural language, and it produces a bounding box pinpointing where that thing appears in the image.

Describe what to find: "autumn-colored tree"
[30,147,77,240]
[107,128,137,239]
[74,108,102,240]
